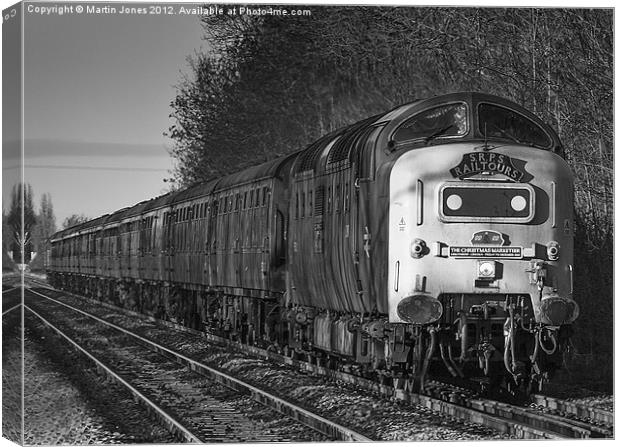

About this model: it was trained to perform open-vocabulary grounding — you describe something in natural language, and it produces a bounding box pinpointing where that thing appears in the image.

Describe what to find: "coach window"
[295,192,299,219]
[309,190,313,216]
[344,184,350,213]
[393,102,468,143]
[250,190,254,209]
[262,187,268,206]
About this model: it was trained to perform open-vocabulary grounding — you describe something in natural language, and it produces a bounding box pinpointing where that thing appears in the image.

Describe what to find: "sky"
[2,0,206,225]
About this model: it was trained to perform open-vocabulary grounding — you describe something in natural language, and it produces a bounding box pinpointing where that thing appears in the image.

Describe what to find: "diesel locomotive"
[47,92,579,395]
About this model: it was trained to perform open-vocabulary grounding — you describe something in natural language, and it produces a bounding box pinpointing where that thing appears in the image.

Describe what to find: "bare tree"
[7,183,37,264]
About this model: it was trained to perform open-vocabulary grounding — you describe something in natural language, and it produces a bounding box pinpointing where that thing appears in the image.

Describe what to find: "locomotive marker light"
[546,241,560,261]
[446,194,462,210]
[510,195,527,212]
[410,238,428,258]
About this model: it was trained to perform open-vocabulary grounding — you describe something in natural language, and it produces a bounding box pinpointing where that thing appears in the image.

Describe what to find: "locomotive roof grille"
[296,134,337,173]
[327,115,381,164]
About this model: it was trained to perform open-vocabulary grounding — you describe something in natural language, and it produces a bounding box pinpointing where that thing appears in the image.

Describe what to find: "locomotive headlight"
[397,294,443,325]
[539,293,580,325]
[446,194,463,210]
[510,195,527,212]
[477,260,496,279]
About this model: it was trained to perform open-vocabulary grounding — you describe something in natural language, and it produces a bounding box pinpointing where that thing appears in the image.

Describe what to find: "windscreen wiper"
[424,124,455,145]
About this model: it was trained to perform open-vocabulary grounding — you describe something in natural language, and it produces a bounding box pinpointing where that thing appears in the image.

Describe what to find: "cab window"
[478,103,552,148]
[393,103,468,143]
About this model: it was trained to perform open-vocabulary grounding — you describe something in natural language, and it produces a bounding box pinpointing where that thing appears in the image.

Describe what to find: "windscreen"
[393,103,468,142]
[478,103,551,148]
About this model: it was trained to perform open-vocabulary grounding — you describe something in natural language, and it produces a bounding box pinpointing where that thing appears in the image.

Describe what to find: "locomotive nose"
[538,293,579,326]
[396,294,443,325]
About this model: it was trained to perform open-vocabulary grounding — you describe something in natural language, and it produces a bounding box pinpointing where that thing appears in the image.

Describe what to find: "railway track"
[24,277,613,440]
[2,283,21,316]
[24,286,370,442]
[531,394,614,427]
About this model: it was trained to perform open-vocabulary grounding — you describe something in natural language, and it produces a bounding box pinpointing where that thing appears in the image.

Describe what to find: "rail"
[531,394,614,427]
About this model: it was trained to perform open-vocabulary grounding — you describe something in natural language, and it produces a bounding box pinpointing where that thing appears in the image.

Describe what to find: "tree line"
[167,7,613,389]
[3,183,89,270]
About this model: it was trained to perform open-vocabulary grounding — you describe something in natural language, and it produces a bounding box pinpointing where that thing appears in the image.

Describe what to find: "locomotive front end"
[385,94,578,392]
